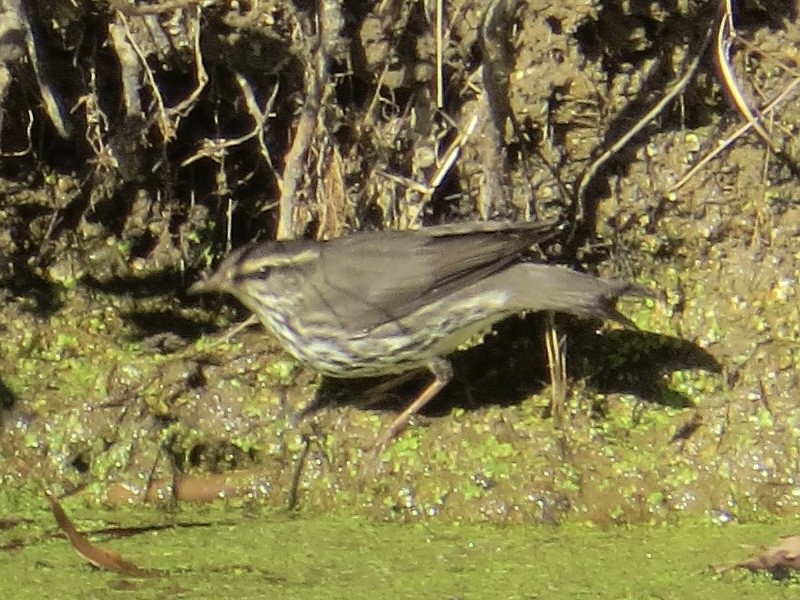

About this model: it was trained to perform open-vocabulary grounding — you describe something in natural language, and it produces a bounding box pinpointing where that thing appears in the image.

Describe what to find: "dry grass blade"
[276,0,344,240]
[380,111,480,228]
[714,0,780,154]
[15,0,70,137]
[435,0,444,108]
[574,25,713,222]
[670,75,800,193]
[672,1,800,193]
[545,312,567,425]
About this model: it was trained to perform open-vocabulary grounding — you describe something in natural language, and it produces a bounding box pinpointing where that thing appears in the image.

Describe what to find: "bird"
[189,220,641,452]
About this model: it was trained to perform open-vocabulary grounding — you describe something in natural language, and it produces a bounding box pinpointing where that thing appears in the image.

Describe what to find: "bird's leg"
[225,314,260,342]
[370,358,453,454]
[353,369,427,408]
[292,369,429,427]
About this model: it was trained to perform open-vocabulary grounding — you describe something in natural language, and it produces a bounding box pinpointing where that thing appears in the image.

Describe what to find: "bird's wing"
[309,220,561,332]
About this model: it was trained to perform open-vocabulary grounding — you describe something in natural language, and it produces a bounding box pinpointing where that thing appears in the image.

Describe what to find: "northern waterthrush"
[189,221,640,450]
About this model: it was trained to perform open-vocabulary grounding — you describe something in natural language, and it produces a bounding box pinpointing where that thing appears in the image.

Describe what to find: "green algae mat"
[1,504,798,599]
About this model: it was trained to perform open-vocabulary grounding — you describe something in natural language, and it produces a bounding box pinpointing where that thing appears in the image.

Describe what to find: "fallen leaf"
[712,534,800,579]
[45,490,164,578]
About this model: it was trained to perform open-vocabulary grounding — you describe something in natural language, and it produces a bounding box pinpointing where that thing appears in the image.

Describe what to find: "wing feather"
[306,221,561,331]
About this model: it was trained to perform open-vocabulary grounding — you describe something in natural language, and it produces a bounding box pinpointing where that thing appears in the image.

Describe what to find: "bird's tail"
[487,263,647,327]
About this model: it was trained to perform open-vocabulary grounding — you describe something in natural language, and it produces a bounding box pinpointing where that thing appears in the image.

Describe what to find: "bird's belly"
[259,290,511,378]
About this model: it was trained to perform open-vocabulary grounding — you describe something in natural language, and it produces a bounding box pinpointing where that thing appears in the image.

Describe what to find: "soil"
[1,0,799,524]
